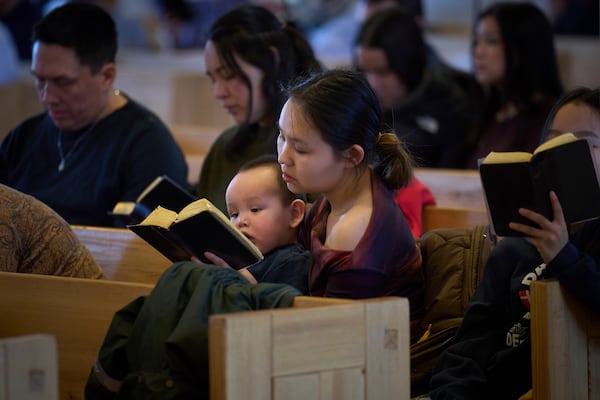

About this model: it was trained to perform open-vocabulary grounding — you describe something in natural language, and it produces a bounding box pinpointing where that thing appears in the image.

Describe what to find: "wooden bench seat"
[72,225,170,284]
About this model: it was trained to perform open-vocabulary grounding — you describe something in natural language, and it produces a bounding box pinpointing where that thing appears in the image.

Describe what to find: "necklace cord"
[56,122,99,172]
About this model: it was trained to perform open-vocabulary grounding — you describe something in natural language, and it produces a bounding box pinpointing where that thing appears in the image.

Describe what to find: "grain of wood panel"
[272,303,365,375]
[0,272,153,400]
[531,280,590,400]
[72,225,171,284]
[209,312,272,400]
[209,296,410,400]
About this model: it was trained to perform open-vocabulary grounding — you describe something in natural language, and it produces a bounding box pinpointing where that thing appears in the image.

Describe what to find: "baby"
[205,155,310,294]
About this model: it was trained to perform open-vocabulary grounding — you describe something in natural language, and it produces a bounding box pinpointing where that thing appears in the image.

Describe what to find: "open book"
[128,198,263,269]
[479,133,600,236]
[110,175,198,224]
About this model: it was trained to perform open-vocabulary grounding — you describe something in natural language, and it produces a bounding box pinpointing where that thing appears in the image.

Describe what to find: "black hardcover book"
[110,175,197,224]
[128,199,264,270]
[479,133,600,236]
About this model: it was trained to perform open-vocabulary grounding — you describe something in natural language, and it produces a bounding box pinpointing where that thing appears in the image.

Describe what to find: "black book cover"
[128,200,263,270]
[480,139,600,236]
[110,175,197,224]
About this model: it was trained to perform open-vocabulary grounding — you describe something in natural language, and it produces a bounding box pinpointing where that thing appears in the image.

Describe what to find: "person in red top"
[394,177,436,237]
[278,69,425,338]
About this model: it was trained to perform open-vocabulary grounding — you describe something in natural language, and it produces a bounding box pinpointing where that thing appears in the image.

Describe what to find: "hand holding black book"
[479,133,600,236]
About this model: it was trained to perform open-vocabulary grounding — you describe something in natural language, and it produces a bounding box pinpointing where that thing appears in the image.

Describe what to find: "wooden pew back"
[72,225,170,285]
[169,123,222,185]
[0,272,153,400]
[0,334,58,400]
[209,296,410,400]
[0,75,44,142]
[170,71,233,127]
[0,270,410,400]
[414,168,485,209]
[422,205,489,233]
[531,279,600,400]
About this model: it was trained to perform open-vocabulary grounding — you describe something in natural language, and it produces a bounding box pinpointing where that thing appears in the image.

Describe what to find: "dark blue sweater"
[0,97,188,227]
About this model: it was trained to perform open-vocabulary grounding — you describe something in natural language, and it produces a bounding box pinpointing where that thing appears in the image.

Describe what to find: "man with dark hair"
[0,2,188,227]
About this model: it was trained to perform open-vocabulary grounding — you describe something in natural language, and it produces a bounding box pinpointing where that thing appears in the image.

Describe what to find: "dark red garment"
[394,177,436,237]
[300,171,425,338]
[465,110,549,169]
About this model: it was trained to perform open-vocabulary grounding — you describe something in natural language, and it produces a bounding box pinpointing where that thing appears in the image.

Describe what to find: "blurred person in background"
[461,2,563,169]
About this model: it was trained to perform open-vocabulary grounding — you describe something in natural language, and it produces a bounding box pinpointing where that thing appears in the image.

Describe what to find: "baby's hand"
[203,251,233,269]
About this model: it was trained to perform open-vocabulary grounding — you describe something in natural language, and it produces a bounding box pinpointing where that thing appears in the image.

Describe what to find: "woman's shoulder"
[326,204,372,251]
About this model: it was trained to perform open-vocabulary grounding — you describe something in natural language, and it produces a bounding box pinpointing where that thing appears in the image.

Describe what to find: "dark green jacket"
[85,261,300,399]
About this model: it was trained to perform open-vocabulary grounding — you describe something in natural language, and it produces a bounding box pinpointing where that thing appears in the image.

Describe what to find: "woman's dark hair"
[208,5,321,155]
[462,2,564,159]
[285,69,413,190]
[363,0,423,17]
[541,87,600,143]
[475,2,563,113]
[353,7,426,92]
[32,2,117,74]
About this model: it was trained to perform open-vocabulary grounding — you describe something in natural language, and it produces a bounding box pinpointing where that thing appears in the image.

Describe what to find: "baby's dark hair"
[284,69,413,190]
[541,87,600,143]
[238,154,307,204]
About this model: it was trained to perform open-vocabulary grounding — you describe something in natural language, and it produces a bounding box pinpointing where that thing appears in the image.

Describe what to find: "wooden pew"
[0,271,410,400]
[0,272,154,400]
[72,225,171,285]
[169,123,222,185]
[530,279,600,400]
[0,75,44,142]
[209,296,410,400]
[170,71,233,127]
[0,334,58,400]
[414,168,486,209]
[422,205,489,233]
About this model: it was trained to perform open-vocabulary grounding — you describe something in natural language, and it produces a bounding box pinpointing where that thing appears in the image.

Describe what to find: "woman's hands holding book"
[508,191,570,263]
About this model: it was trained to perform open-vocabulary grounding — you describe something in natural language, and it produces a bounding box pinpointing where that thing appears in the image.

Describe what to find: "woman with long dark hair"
[196,4,321,212]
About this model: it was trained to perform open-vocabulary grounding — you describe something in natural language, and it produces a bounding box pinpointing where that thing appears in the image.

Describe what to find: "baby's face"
[548,102,600,177]
[225,166,294,255]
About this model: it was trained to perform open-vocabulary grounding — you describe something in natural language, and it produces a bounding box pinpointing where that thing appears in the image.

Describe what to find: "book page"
[533,132,577,155]
[482,151,532,164]
[139,206,178,228]
[111,201,136,215]
[177,198,213,221]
